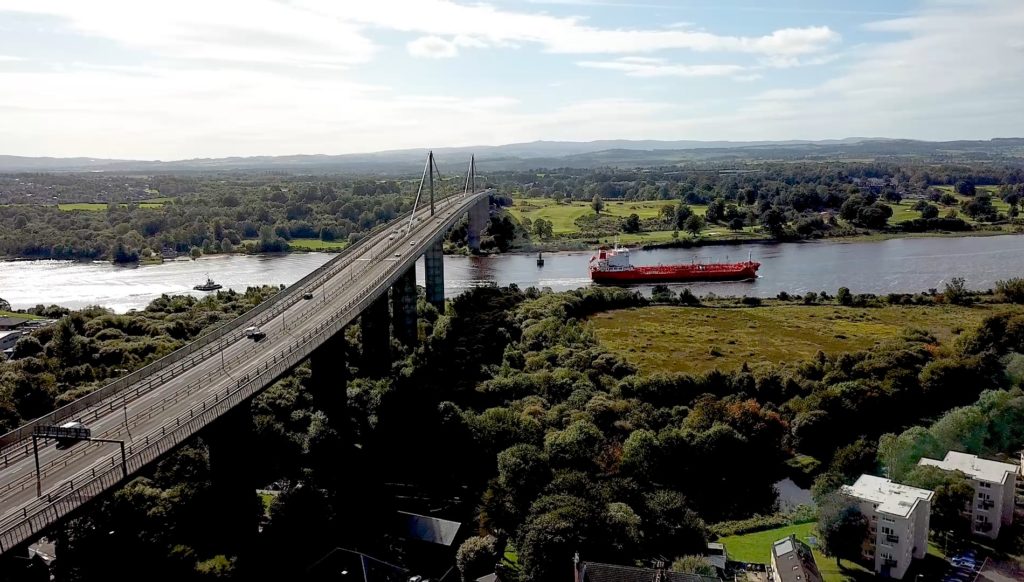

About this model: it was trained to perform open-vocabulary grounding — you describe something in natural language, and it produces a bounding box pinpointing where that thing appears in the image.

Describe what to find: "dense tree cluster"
[0,287,281,430]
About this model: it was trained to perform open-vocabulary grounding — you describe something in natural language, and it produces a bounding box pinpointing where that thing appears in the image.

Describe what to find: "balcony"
[980,500,995,510]
[975,522,993,533]
[885,534,900,544]
[882,559,898,569]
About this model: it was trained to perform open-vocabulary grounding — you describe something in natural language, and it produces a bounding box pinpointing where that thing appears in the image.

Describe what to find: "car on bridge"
[244,326,266,341]
[302,289,313,300]
[54,421,87,450]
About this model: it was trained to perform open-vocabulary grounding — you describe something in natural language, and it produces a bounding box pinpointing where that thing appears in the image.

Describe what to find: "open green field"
[243,238,347,251]
[0,311,40,320]
[934,185,1011,213]
[719,522,872,582]
[508,198,697,234]
[591,304,1020,375]
[57,201,168,211]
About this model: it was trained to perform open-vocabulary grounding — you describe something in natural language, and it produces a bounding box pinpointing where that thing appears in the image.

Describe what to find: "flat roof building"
[842,475,933,580]
[918,451,1019,539]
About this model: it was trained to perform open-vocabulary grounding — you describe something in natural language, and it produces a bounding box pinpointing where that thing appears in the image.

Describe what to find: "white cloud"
[304,1,839,57]
[577,57,747,78]
[0,55,25,62]
[737,0,1024,139]
[0,0,376,67]
[408,36,459,59]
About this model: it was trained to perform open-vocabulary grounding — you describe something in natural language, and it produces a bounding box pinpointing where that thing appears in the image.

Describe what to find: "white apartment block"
[918,451,1019,539]
[841,475,933,580]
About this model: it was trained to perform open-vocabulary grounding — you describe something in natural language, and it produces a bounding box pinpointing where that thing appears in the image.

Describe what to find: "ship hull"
[590,263,759,284]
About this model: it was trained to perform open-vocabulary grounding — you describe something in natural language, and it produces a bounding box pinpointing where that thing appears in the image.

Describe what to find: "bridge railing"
[0,191,487,555]
[0,190,484,452]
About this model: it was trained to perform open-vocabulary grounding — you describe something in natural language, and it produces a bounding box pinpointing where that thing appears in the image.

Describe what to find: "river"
[2,235,1024,312]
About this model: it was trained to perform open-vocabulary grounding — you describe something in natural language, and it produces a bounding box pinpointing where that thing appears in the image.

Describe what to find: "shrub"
[995,278,1024,304]
[710,514,791,537]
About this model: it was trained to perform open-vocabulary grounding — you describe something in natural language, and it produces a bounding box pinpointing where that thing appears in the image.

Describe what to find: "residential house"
[841,475,933,580]
[918,451,1019,539]
[575,559,721,582]
[0,316,30,331]
[769,535,822,582]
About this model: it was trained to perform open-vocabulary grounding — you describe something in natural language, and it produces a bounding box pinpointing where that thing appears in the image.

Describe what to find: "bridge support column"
[390,266,417,346]
[309,332,347,426]
[467,198,488,253]
[360,294,390,376]
[424,238,445,310]
[206,407,259,553]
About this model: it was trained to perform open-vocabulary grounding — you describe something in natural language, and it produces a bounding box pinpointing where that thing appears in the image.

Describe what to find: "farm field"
[591,303,1018,375]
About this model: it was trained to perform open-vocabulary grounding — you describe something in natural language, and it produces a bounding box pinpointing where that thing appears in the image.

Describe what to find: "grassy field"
[0,311,40,320]
[508,198,696,234]
[58,201,168,211]
[719,522,872,582]
[242,238,347,251]
[591,304,1019,375]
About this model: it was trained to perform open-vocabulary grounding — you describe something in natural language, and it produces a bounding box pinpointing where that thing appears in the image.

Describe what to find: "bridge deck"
[0,190,488,554]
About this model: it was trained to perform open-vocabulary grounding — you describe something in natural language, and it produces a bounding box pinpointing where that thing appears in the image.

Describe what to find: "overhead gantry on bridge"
[0,154,490,556]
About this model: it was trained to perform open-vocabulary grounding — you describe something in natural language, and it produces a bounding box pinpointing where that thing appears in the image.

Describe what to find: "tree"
[0,297,10,312]
[954,180,976,196]
[817,492,868,567]
[591,195,605,214]
[836,287,852,306]
[671,556,716,577]
[903,466,973,550]
[705,198,726,223]
[759,208,786,238]
[675,204,694,229]
[920,203,939,219]
[728,217,745,231]
[684,214,704,237]
[189,246,202,260]
[456,535,499,581]
[532,218,553,240]
[622,213,641,234]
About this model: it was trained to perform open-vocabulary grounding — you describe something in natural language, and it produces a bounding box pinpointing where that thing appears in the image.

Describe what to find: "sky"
[0,0,1022,160]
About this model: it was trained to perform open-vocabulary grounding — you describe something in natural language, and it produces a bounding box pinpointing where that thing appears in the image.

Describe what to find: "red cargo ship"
[589,246,760,284]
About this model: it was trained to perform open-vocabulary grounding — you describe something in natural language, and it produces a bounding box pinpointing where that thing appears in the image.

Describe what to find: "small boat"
[193,276,223,291]
[537,252,545,267]
[589,245,759,283]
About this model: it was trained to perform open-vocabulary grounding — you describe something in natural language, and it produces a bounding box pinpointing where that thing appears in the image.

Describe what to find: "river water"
[2,235,1024,312]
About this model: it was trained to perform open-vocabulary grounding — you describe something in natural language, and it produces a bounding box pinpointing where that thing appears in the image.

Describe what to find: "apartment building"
[918,451,1018,539]
[841,475,933,580]
[769,534,822,582]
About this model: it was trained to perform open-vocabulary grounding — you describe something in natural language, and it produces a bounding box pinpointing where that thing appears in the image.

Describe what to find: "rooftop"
[842,474,933,518]
[579,562,721,582]
[918,451,1019,484]
[771,535,822,582]
[0,316,30,330]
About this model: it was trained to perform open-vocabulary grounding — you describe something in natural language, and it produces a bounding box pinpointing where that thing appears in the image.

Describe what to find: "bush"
[710,514,791,537]
[995,278,1024,304]
[739,296,762,306]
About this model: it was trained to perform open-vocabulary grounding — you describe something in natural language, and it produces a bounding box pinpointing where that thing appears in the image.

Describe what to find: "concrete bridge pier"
[466,198,488,253]
[424,238,445,310]
[205,407,259,553]
[360,294,391,376]
[308,332,347,425]
[390,266,417,346]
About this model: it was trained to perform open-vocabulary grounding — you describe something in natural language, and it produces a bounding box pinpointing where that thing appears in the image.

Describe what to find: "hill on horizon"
[2,137,1022,174]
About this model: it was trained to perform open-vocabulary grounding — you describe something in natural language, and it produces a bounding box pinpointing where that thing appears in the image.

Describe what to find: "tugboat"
[537,251,545,267]
[589,245,759,284]
[193,275,223,291]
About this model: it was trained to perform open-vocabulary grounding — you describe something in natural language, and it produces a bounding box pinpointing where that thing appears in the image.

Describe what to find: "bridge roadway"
[0,189,489,555]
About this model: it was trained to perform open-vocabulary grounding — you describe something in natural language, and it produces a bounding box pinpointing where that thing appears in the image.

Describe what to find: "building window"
[980,482,991,489]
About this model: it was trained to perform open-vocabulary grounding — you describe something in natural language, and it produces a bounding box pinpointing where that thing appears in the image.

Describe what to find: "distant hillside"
[2,138,1022,174]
